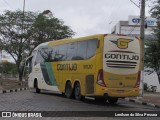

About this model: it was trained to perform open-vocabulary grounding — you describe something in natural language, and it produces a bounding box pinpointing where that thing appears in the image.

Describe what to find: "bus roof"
[33,34,138,50]
[48,34,104,46]
[34,41,50,50]
[34,34,104,50]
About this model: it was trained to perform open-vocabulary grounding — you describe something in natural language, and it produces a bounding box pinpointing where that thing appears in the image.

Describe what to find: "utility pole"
[21,0,25,83]
[140,0,145,97]
[22,0,25,32]
[23,0,25,17]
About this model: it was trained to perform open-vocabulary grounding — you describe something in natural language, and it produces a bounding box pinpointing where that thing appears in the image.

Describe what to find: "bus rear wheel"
[65,81,73,98]
[74,82,84,100]
[107,97,118,104]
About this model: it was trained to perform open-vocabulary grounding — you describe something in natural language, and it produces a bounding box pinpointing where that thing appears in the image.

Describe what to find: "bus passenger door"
[23,56,33,81]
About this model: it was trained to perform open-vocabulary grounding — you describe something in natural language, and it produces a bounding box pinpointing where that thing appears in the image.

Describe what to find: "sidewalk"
[127,92,160,108]
[141,92,160,106]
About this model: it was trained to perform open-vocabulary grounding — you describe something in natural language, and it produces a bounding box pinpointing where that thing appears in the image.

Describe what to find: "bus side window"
[86,39,98,59]
[67,42,77,60]
[56,44,68,61]
[50,46,60,62]
[31,50,37,66]
[34,49,45,65]
[39,47,54,62]
[28,58,32,73]
[76,41,87,60]
[23,56,33,81]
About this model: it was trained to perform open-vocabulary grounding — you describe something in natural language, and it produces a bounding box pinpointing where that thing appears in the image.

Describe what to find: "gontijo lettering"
[105,53,139,61]
[57,63,77,71]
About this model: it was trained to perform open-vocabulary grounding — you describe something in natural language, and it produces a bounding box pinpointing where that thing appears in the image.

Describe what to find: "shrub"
[144,83,148,91]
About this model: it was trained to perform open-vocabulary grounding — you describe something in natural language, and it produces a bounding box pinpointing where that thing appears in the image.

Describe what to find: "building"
[111,16,157,39]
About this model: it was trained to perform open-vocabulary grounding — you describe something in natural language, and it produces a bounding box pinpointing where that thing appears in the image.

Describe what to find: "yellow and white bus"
[24,34,141,104]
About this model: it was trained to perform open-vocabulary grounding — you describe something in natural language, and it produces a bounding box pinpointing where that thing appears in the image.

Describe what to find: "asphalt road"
[0,89,159,120]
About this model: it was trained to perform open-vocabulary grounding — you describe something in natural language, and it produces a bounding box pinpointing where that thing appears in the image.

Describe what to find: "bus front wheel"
[65,81,73,98]
[74,82,84,100]
[34,80,40,93]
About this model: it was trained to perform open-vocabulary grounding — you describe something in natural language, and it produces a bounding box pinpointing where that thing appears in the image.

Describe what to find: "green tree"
[0,62,17,74]
[30,10,75,52]
[145,38,160,84]
[150,0,160,19]
[145,0,160,84]
[0,10,75,81]
[0,10,35,81]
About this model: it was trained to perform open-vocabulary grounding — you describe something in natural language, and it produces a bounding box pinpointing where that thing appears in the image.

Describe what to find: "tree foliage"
[145,0,160,84]
[0,62,17,74]
[30,11,75,51]
[0,10,75,81]
[145,35,160,83]
[150,0,160,19]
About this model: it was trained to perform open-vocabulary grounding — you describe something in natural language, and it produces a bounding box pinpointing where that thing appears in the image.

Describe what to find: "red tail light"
[97,69,106,87]
[117,34,127,36]
[134,71,141,88]
[104,34,108,36]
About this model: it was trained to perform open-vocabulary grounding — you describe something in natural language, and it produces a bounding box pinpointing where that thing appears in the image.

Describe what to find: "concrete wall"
[144,73,160,92]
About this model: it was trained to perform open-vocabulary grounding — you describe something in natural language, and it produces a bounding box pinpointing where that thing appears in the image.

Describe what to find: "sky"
[0,0,152,38]
[0,0,153,62]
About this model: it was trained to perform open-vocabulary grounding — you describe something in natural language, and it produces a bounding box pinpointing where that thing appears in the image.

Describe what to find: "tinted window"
[40,47,51,62]
[46,47,54,62]
[58,44,68,61]
[34,38,98,63]
[31,50,37,66]
[86,39,98,59]
[34,48,45,65]
[76,41,87,60]
[50,46,59,62]
[66,42,77,60]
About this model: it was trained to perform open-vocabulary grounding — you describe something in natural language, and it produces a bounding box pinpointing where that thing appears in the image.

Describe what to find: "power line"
[130,0,140,8]
[108,0,124,25]
[2,0,14,10]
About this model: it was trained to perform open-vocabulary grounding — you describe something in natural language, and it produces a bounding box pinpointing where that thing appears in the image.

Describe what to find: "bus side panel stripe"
[40,63,57,86]
[45,62,57,86]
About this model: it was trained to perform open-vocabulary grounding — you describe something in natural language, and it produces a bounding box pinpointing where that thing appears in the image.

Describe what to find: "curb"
[0,87,29,94]
[124,98,160,109]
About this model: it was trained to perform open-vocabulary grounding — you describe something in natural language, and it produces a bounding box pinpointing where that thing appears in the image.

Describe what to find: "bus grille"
[106,60,137,69]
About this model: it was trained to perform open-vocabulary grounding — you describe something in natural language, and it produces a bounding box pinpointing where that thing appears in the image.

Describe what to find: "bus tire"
[35,80,40,93]
[65,81,73,98]
[108,97,118,104]
[74,82,84,101]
